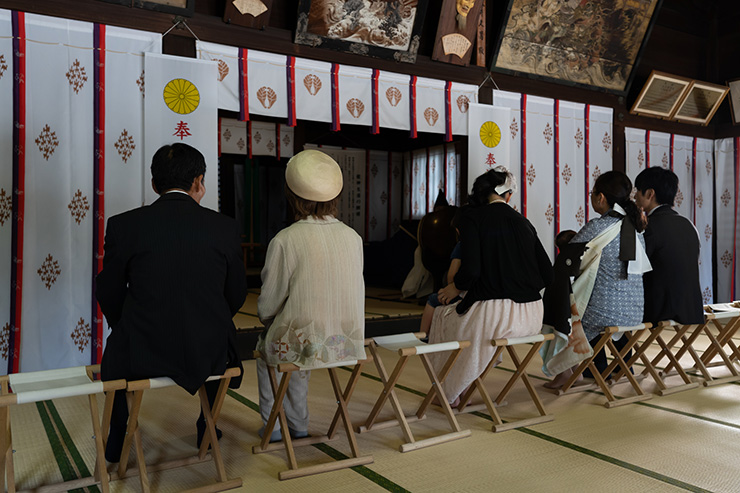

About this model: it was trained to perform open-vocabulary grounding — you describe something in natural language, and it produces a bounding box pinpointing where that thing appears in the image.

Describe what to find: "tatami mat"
[6,334,740,492]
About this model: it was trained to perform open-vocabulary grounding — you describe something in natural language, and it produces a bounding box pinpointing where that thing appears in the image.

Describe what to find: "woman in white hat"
[256,150,366,441]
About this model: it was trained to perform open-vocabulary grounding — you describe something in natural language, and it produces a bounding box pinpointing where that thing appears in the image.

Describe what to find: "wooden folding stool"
[557,323,654,408]
[697,305,740,378]
[113,367,242,492]
[456,333,555,432]
[0,365,125,493]
[252,353,374,480]
[357,333,472,452]
[609,320,701,396]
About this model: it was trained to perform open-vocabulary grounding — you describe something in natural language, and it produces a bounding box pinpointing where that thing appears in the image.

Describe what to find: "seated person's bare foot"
[544,368,582,389]
[431,394,461,408]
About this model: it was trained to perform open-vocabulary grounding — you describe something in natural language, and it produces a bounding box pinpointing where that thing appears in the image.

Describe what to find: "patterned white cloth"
[257,216,366,368]
[428,298,543,402]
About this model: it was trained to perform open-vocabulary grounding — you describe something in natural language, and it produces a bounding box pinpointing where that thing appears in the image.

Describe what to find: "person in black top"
[634,167,703,325]
[429,167,553,405]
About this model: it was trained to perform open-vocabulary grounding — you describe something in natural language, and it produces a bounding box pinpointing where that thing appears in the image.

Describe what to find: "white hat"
[285,150,343,202]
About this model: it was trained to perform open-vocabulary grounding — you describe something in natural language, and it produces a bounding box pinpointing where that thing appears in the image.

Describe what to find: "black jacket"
[642,206,703,325]
[97,193,247,394]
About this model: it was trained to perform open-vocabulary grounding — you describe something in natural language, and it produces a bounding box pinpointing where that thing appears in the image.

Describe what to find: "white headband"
[493,166,517,195]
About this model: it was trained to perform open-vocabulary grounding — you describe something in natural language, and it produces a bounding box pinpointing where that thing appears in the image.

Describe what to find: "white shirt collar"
[165,189,189,196]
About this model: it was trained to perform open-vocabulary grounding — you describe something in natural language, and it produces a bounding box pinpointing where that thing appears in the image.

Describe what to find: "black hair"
[151,143,206,193]
[593,171,645,233]
[555,230,577,249]
[469,168,508,206]
[634,167,678,206]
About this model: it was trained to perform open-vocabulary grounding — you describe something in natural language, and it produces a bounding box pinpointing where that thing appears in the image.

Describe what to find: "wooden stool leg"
[559,334,612,394]
[88,394,109,493]
[457,346,504,413]
[328,368,362,458]
[117,390,143,478]
[198,386,227,482]
[417,343,469,415]
[0,406,13,493]
[328,362,363,439]
[419,353,461,433]
[602,339,651,408]
[198,378,230,458]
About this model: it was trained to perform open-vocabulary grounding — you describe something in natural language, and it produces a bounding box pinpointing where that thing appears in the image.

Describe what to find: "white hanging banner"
[220,118,247,155]
[523,95,556,260]
[196,40,239,112]
[647,130,671,169]
[248,50,287,119]
[105,26,162,218]
[278,124,294,159]
[715,138,735,302]
[492,90,523,214]
[445,144,459,206]
[624,127,646,184]
[0,9,13,372]
[295,57,332,123]
[378,71,410,131]
[415,77,445,135]
[338,65,372,127]
[427,145,445,211]
[467,103,511,192]
[367,150,390,242]
[251,121,276,157]
[672,134,694,221]
[557,100,587,233]
[410,149,428,219]
[587,105,613,220]
[144,53,218,210]
[21,14,95,372]
[450,82,476,136]
[695,138,714,304]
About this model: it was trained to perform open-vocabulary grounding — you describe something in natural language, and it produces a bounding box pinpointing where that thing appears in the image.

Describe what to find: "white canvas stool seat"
[457,333,555,432]
[112,367,242,493]
[252,352,374,480]
[557,323,654,408]
[357,333,472,452]
[0,364,125,493]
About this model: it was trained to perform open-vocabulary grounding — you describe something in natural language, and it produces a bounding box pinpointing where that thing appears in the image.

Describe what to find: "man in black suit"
[634,167,703,325]
[97,143,247,462]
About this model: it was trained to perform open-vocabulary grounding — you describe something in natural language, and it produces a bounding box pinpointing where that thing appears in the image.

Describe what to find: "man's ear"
[645,188,656,201]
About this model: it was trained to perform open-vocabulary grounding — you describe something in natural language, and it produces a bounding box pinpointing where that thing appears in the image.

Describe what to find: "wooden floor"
[6,324,740,492]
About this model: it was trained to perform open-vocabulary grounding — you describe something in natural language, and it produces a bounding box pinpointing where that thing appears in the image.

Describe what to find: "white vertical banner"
[695,138,714,304]
[492,90,522,213]
[247,50,287,119]
[338,148,366,237]
[523,95,556,260]
[389,152,403,235]
[0,9,12,371]
[714,138,735,302]
[378,72,409,131]
[467,103,511,191]
[220,118,247,155]
[411,149,427,219]
[415,77,445,135]
[251,121,276,156]
[106,26,161,218]
[22,15,95,371]
[647,131,671,169]
[557,100,587,233]
[587,105,613,220]
[144,53,218,210]
[278,124,294,159]
[624,127,646,185]
[427,145,445,210]
[445,144,459,206]
[672,134,694,221]
[450,82,477,136]
[338,65,372,127]
[295,58,332,123]
[367,150,389,242]
[195,40,239,112]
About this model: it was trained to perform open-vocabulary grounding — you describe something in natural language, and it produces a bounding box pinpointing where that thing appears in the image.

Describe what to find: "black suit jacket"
[643,206,703,325]
[97,193,247,394]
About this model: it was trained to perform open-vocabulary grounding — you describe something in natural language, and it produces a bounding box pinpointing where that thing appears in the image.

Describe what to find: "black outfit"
[542,242,587,334]
[454,202,553,314]
[96,192,247,459]
[642,206,704,325]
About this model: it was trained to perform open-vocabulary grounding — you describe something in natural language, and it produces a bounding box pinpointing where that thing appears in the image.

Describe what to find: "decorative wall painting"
[295,0,429,63]
[491,0,662,93]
